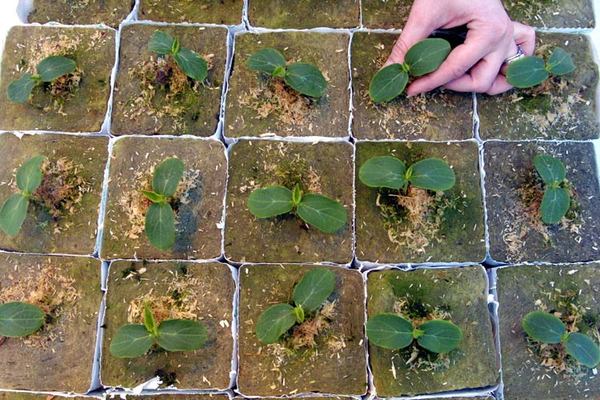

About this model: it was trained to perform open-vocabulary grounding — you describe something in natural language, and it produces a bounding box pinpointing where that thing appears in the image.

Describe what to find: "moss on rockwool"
[361,0,412,29]
[504,0,594,28]
[139,0,243,24]
[28,0,134,27]
[248,0,360,28]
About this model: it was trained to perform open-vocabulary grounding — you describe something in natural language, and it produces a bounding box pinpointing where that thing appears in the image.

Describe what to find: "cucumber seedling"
[0,301,46,338]
[366,313,463,353]
[255,268,335,344]
[246,47,327,98]
[507,47,575,89]
[369,38,451,103]
[110,303,207,358]
[148,30,209,82]
[7,56,77,103]
[0,156,46,237]
[533,154,571,225]
[247,183,347,234]
[522,311,600,368]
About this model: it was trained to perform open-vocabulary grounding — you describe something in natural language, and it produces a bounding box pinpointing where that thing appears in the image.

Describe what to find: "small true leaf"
[540,187,570,225]
[507,56,549,88]
[404,38,451,77]
[173,48,208,82]
[292,268,335,313]
[297,193,347,233]
[148,30,176,55]
[359,156,407,189]
[152,157,184,197]
[0,194,29,237]
[141,190,166,204]
[247,186,294,218]
[110,324,154,358]
[564,332,600,368]
[247,48,286,75]
[255,303,297,344]
[417,320,463,353]
[522,311,566,344]
[143,304,158,337]
[17,155,45,194]
[36,56,76,82]
[547,47,575,76]
[0,302,45,337]
[7,74,37,103]
[284,63,327,98]
[366,313,414,350]
[145,202,176,251]
[369,64,409,103]
[157,319,207,352]
[534,155,566,184]
[408,158,456,191]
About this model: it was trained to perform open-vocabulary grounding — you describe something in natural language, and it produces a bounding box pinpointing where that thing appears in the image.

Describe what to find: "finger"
[513,21,536,55]
[486,74,513,95]
[385,7,439,66]
[443,51,506,93]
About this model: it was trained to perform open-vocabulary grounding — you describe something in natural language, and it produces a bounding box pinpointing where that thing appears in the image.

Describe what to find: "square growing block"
[0,394,90,400]
[101,136,226,260]
[139,0,243,25]
[351,32,473,140]
[367,266,498,397]
[225,32,350,138]
[355,141,485,264]
[0,133,109,255]
[0,26,115,133]
[102,261,235,389]
[497,264,600,400]
[225,139,353,264]
[504,0,594,28]
[111,24,228,136]
[478,33,599,140]
[484,141,600,264]
[248,0,360,28]
[0,254,101,393]
[361,0,411,29]
[237,264,367,396]
[28,0,134,28]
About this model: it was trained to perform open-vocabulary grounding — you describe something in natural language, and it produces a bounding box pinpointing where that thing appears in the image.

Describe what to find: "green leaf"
[152,157,184,197]
[297,193,347,233]
[148,30,176,55]
[17,155,45,194]
[408,158,455,191]
[141,190,166,204]
[36,56,76,82]
[157,319,207,352]
[174,48,208,82]
[369,64,409,103]
[255,303,297,344]
[292,268,336,313]
[359,156,407,189]
[404,38,451,77]
[366,313,414,350]
[143,304,158,337]
[247,186,294,218]
[247,48,286,75]
[7,74,37,103]
[145,202,176,251]
[534,154,566,184]
[0,194,29,237]
[540,187,570,225]
[506,56,549,88]
[0,302,45,337]
[547,47,575,76]
[284,63,327,98]
[110,324,154,358]
[417,320,463,353]
[522,311,566,344]
[564,332,600,368]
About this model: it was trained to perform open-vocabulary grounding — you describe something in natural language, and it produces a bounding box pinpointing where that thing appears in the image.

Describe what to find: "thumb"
[385,10,436,66]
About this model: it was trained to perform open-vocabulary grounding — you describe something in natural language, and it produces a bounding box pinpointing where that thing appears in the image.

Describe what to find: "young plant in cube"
[148,30,209,83]
[0,301,45,338]
[533,155,571,225]
[507,47,575,89]
[7,56,76,104]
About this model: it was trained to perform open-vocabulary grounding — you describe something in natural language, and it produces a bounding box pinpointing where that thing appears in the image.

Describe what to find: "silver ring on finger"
[504,45,526,65]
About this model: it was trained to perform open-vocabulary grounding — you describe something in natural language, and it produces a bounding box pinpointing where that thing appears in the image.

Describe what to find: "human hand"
[386,0,536,96]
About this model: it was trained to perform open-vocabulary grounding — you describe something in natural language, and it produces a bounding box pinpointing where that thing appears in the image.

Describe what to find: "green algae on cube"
[361,0,411,28]
[0,394,93,400]
[352,32,473,140]
[102,261,235,389]
[0,133,108,255]
[225,140,353,264]
[484,142,600,264]
[367,266,498,397]
[237,264,367,396]
[497,264,600,400]
[111,24,228,136]
[0,254,101,393]
[225,32,350,138]
[0,26,115,133]
[478,33,599,140]
[504,0,594,28]
[248,0,360,28]
[101,137,226,260]
[28,0,134,28]
[139,0,243,24]
[128,396,229,400]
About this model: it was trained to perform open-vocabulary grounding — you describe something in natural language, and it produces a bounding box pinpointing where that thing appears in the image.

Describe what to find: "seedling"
[110,303,207,359]
[533,154,571,225]
[255,268,335,344]
[369,38,451,103]
[507,47,575,89]
[366,313,463,353]
[246,47,327,98]
[142,157,184,250]
[0,156,46,236]
[522,311,600,368]
[0,302,45,337]
[247,184,347,234]
[7,56,77,103]
[148,30,208,82]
